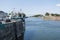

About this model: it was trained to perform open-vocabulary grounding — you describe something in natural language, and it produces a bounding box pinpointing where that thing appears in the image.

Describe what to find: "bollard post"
[21,18,25,31]
[21,18,24,22]
[13,22,18,40]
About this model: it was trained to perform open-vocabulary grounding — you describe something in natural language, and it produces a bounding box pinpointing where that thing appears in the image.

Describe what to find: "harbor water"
[24,17,60,40]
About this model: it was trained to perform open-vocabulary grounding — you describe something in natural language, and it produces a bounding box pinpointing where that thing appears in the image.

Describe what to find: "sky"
[0,0,60,16]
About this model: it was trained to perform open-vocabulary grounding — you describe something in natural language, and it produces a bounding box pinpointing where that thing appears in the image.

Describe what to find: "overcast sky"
[0,0,60,16]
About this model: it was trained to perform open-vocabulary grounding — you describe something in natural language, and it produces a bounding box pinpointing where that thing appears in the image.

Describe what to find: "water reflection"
[24,18,60,40]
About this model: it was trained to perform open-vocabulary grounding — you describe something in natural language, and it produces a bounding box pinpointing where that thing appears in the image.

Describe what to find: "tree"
[51,13,55,16]
[32,14,43,17]
[54,14,60,16]
[51,13,60,16]
[45,12,49,16]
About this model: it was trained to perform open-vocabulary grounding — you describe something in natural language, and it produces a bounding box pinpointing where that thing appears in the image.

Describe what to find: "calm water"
[24,17,60,40]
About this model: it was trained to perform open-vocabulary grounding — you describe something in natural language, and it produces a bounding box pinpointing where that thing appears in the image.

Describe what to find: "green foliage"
[51,13,60,16]
[45,12,60,16]
[51,13,55,16]
[54,14,60,16]
[32,14,43,17]
[45,12,49,16]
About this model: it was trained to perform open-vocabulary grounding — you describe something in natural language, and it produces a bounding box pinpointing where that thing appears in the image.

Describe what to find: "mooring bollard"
[20,18,25,32]
[21,18,25,22]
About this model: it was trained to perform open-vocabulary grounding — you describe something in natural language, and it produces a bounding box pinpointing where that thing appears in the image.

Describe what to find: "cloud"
[56,4,60,7]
